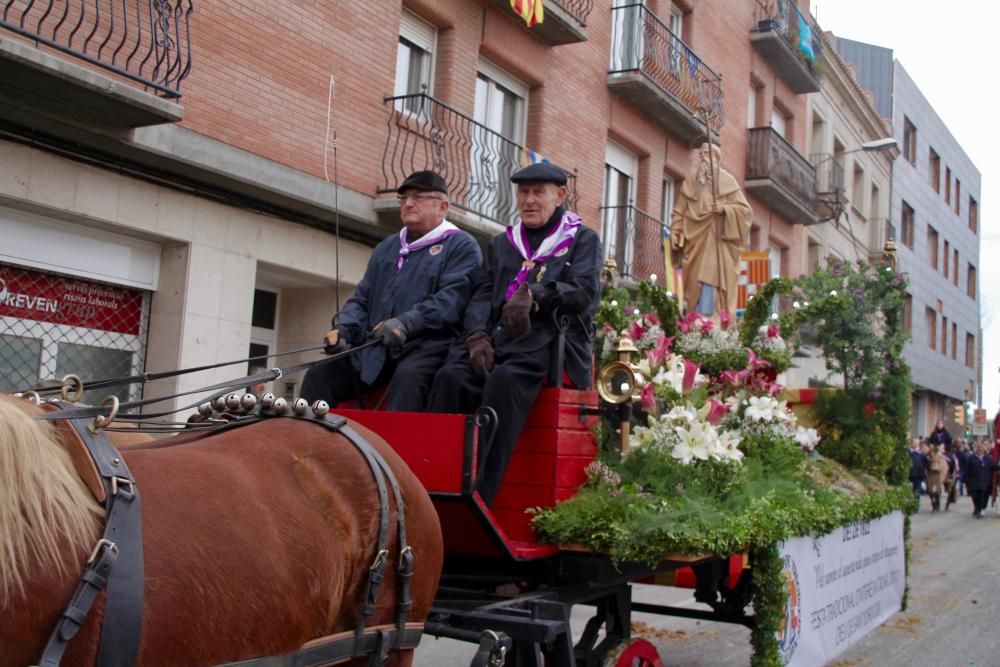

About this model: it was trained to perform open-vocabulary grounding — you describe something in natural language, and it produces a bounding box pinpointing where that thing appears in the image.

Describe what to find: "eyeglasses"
[397,193,445,204]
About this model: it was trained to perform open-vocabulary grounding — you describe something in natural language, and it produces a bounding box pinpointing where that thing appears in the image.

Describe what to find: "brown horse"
[0,395,443,666]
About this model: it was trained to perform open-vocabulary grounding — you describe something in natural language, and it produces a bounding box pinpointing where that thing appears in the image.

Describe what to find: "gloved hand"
[501,282,534,338]
[466,331,494,377]
[373,317,408,357]
[322,327,350,355]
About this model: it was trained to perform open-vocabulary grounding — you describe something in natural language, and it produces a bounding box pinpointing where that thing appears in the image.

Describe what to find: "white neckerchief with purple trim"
[504,210,581,301]
[395,220,461,273]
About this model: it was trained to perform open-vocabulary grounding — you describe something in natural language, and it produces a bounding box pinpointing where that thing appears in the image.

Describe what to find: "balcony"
[600,205,667,283]
[379,93,578,232]
[744,127,817,225]
[811,153,847,222]
[0,0,192,129]
[488,0,593,45]
[750,0,824,94]
[607,3,723,143]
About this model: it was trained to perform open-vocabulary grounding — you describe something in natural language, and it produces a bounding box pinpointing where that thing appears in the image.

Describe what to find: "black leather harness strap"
[216,623,425,667]
[38,402,144,667]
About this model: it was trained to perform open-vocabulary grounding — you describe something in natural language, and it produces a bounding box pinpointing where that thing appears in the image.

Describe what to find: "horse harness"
[36,400,419,667]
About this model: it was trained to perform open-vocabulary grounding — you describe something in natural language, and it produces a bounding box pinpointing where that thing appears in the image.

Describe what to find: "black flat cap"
[397,170,448,194]
[511,163,567,185]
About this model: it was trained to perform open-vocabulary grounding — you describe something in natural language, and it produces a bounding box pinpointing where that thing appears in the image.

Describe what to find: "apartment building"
[837,38,982,436]
[0,0,825,412]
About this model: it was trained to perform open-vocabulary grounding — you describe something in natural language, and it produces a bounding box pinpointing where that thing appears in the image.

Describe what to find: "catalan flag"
[511,0,544,26]
[736,250,771,315]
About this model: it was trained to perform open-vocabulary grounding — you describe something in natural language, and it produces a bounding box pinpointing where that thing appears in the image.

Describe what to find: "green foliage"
[749,544,784,667]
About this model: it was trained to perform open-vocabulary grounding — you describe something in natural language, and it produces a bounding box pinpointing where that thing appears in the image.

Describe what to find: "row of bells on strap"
[197,392,331,419]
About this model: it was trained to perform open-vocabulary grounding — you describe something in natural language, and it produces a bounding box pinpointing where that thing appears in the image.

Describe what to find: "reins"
[25,341,380,425]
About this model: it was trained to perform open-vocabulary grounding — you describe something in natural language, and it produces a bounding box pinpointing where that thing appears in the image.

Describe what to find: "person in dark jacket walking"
[908,437,927,508]
[299,171,482,411]
[427,163,601,506]
[963,442,1000,518]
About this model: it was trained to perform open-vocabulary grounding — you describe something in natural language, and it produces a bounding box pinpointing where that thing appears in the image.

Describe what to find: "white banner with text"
[776,511,905,666]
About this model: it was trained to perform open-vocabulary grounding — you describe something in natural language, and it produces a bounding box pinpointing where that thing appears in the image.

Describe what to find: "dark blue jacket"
[908,449,926,480]
[962,454,999,492]
[336,226,482,384]
[464,221,601,389]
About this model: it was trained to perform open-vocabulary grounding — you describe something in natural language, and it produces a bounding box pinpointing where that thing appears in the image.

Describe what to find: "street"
[415,493,1000,666]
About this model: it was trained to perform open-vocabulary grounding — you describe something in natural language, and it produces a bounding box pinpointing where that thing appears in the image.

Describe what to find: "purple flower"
[871,391,882,399]
[854,288,864,301]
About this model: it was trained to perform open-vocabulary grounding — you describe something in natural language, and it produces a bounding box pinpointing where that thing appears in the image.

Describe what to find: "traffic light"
[953,404,965,425]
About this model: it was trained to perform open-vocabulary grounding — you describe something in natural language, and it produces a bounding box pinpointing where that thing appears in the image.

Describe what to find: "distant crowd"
[908,419,1000,518]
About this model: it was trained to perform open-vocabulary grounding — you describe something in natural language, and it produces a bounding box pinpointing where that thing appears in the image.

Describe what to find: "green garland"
[749,544,784,667]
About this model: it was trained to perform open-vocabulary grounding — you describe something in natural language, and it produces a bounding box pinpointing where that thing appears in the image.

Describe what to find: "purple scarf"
[504,211,581,301]
[396,220,460,273]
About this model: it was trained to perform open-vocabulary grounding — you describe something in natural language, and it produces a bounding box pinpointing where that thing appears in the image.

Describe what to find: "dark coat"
[928,427,953,448]
[463,223,601,389]
[336,227,482,384]
[908,449,926,480]
[962,454,999,492]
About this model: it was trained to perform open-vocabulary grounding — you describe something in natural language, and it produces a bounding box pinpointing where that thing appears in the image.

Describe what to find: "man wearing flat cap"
[427,162,601,505]
[300,170,482,411]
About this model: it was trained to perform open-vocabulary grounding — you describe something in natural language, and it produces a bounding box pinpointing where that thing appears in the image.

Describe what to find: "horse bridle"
[34,400,416,667]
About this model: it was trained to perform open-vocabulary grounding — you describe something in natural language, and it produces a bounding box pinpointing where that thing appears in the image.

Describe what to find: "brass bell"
[311,400,330,417]
[241,393,257,411]
[271,397,288,415]
[292,397,309,415]
[225,393,242,411]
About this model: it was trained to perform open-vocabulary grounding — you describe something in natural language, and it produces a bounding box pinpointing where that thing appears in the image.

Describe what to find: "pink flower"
[767,325,780,338]
[640,382,657,412]
[745,348,772,371]
[719,310,733,330]
[652,335,674,365]
[678,311,700,333]
[645,313,660,326]
[682,359,701,393]
[628,319,645,341]
[699,318,714,334]
[706,399,731,425]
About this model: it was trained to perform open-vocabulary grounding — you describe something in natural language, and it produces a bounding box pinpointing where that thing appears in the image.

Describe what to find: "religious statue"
[670,142,753,316]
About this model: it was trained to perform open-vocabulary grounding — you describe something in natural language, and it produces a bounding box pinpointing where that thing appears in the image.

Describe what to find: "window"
[941,316,948,355]
[926,225,938,269]
[807,239,821,274]
[472,60,528,223]
[394,11,436,114]
[901,201,915,249]
[953,249,959,287]
[769,243,784,278]
[903,117,917,164]
[669,4,683,38]
[747,83,757,128]
[966,333,976,369]
[951,322,957,360]
[954,179,961,215]
[968,264,977,299]
[870,182,881,219]
[945,167,951,204]
[771,107,787,137]
[926,307,937,350]
[929,148,940,192]
[903,293,912,333]
[970,196,978,233]
[851,164,865,218]
[660,176,674,227]
[943,240,950,279]
[602,142,637,277]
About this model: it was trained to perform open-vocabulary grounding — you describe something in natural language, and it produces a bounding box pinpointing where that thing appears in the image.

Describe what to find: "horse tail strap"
[37,400,144,667]
[205,408,416,667]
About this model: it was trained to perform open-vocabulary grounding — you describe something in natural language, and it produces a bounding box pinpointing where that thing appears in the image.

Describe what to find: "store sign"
[0,266,143,335]
[776,512,905,666]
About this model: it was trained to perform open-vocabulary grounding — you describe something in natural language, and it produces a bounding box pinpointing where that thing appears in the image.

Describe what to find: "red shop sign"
[0,265,144,335]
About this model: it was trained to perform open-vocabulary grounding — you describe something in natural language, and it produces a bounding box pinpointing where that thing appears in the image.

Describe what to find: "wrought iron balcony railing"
[550,0,594,26]
[381,93,576,225]
[811,152,847,222]
[600,205,667,283]
[751,0,824,93]
[1,0,193,98]
[608,3,723,137]
[745,127,817,224]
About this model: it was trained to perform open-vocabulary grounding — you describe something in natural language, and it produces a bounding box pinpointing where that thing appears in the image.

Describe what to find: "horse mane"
[0,396,103,602]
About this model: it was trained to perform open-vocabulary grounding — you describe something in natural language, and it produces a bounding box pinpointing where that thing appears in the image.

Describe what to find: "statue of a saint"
[670,143,753,316]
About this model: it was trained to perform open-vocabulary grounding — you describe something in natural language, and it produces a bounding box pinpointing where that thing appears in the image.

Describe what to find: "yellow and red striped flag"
[511,0,544,26]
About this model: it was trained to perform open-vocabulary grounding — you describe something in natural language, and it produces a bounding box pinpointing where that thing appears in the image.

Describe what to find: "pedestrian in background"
[962,442,999,518]
[943,443,961,510]
[908,437,927,509]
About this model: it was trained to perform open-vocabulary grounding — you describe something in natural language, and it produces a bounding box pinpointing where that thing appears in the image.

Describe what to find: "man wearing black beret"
[300,170,482,410]
[427,163,601,505]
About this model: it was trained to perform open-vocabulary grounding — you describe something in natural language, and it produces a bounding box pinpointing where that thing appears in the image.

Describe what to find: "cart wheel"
[602,638,664,667]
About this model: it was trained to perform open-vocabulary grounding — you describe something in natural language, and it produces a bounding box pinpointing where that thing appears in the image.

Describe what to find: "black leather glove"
[466,331,494,377]
[373,317,408,357]
[501,282,534,338]
[322,327,350,355]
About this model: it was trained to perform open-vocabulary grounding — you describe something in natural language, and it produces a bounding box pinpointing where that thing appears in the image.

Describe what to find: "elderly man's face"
[517,182,567,228]
[399,188,449,237]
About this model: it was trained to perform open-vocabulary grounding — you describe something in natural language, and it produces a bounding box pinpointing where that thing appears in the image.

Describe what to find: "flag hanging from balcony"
[736,251,771,315]
[520,147,550,167]
[511,0,544,27]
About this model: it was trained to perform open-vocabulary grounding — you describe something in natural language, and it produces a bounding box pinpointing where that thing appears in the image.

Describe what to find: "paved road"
[415,493,1000,666]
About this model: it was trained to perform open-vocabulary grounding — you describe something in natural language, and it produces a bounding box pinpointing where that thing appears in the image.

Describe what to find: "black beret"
[397,170,448,195]
[510,163,567,185]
